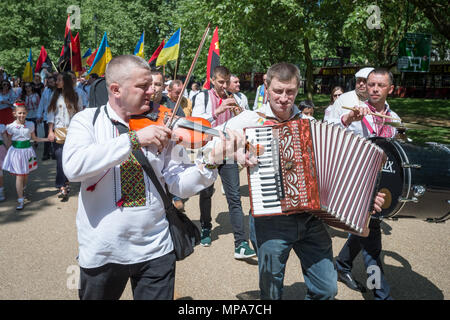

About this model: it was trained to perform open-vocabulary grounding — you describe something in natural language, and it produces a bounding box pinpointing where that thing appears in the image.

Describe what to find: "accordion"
[245,119,385,236]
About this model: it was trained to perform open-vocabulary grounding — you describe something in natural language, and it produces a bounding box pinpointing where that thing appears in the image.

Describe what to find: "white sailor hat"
[355,67,374,79]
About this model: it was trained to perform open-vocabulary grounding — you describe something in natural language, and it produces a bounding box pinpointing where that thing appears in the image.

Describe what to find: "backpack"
[88,77,108,109]
[191,89,209,109]
[88,77,108,126]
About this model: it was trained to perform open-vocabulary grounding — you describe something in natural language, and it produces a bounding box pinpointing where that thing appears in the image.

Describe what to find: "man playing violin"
[62,55,254,300]
[192,66,257,259]
[203,62,386,300]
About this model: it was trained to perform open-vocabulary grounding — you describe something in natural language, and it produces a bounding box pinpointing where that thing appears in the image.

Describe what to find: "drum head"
[370,138,410,218]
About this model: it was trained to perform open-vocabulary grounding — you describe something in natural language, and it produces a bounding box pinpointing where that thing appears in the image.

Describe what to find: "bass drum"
[370,138,450,221]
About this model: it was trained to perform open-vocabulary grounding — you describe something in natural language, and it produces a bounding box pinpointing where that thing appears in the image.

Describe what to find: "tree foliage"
[0,0,447,99]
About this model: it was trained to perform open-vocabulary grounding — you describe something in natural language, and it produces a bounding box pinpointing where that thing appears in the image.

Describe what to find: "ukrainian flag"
[82,48,92,65]
[156,28,180,67]
[134,31,145,58]
[22,48,33,82]
[87,32,112,76]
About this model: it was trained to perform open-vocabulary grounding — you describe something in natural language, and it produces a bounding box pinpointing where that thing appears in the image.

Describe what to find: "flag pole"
[70,42,73,71]
[173,28,181,80]
[51,60,58,72]
[166,23,210,128]
[173,59,178,80]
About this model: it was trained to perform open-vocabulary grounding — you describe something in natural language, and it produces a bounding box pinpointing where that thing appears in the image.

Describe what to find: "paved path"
[0,147,448,300]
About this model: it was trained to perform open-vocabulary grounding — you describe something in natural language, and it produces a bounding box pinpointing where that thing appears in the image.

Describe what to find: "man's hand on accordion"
[372,192,386,214]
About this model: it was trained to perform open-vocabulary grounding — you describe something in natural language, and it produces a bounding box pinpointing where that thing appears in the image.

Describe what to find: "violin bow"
[166,22,211,129]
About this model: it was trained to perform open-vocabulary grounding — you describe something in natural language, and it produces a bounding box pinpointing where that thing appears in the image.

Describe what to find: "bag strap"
[108,114,173,210]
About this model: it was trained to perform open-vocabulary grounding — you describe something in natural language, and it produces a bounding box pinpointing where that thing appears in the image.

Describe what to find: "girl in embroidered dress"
[3,102,48,209]
[0,122,11,201]
[47,72,82,200]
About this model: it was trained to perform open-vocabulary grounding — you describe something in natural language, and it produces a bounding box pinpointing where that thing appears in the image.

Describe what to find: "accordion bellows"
[245,119,385,236]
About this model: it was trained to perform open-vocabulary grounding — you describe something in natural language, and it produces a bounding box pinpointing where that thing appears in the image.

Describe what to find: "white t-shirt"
[47,95,82,128]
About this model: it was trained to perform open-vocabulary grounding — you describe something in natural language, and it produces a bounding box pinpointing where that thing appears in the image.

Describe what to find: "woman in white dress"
[3,102,48,209]
[47,72,82,200]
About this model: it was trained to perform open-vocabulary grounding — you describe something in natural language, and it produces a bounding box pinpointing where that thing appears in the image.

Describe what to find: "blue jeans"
[335,218,392,300]
[199,163,247,247]
[250,213,337,300]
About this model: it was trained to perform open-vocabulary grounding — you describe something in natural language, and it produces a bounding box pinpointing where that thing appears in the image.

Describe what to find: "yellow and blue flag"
[87,32,112,76]
[22,48,33,82]
[134,31,145,58]
[156,28,180,67]
[82,48,92,65]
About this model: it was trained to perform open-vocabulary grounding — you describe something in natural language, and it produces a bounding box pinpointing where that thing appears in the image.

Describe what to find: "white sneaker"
[16,199,24,210]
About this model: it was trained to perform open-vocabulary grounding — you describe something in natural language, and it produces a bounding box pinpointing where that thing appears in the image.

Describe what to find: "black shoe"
[337,271,366,292]
[42,155,50,161]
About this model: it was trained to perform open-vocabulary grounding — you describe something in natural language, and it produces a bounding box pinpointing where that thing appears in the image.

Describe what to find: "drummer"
[333,68,401,300]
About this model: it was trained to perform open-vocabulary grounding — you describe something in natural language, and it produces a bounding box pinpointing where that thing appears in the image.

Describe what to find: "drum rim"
[372,138,412,218]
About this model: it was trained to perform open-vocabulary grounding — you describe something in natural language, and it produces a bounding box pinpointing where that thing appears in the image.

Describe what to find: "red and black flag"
[71,32,83,72]
[35,46,53,73]
[148,39,165,69]
[58,15,72,72]
[204,27,220,90]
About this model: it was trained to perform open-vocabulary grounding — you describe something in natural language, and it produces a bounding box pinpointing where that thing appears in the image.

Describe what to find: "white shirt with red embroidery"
[324,90,400,138]
[63,103,218,268]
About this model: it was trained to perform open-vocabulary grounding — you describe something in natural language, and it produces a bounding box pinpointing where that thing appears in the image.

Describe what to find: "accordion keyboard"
[246,127,284,215]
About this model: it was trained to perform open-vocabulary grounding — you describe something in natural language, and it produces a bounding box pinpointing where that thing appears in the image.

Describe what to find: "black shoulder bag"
[110,117,200,261]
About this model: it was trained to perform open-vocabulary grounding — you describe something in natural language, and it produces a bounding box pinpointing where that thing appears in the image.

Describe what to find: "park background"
[0,0,448,143]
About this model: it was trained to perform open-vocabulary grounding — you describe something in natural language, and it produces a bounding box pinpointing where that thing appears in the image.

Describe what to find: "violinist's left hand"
[209,129,257,167]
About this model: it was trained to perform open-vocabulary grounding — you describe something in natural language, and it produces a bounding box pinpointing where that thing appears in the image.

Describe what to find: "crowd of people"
[0,65,99,207]
[0,58,398,300]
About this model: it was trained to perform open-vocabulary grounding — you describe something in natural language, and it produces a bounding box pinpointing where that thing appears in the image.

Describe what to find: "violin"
[129,106,264,156]
[130,23,263,157]
[129,105,218,149]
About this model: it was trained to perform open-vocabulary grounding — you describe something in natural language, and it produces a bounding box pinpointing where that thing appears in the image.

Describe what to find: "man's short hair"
[266,62,301,88]
[150,70,163,77]
[368,68,394,85]
[105,55,150,92]
[169,79,183,90]
[299,100,315,111]
[212,66,230,79]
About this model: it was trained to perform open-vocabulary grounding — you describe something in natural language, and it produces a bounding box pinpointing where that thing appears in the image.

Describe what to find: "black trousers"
[78,251,176,300]
[335,218,392,300]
